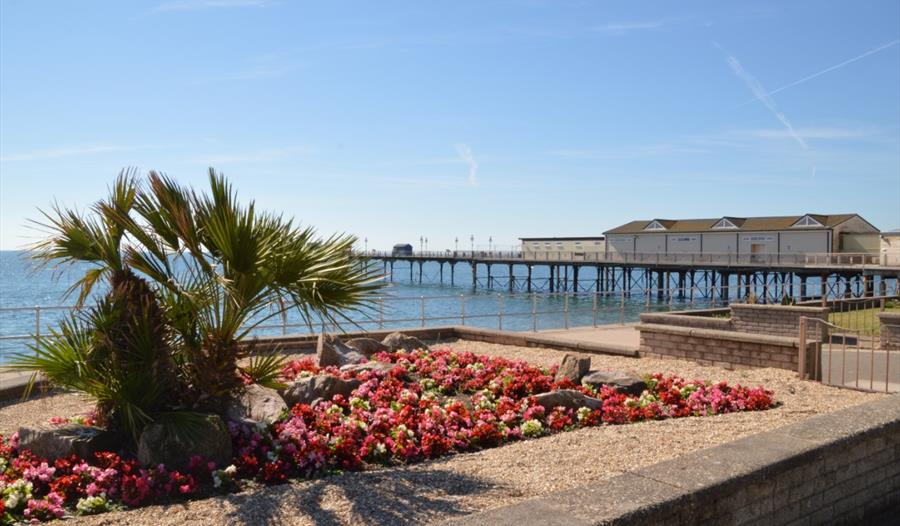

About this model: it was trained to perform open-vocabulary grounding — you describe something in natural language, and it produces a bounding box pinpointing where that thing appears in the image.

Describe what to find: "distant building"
[881,229,900,266]
[520,237,605,259]
[391,243,413,256]
[603,214,879,257]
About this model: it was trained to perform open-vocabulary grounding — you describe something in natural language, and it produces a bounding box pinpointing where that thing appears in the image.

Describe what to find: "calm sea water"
[0,251,708,362]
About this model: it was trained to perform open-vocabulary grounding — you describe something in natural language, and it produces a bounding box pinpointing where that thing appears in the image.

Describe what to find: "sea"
[0,250,709,363]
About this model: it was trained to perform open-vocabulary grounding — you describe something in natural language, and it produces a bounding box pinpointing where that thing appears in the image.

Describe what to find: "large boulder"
[137,413,231,470]
[532,389,603,412]
[345,338,389,357]
[282,375,361,407]
[17,423,120,461]
[381,332,429,353]
[554,354,591,383]
[581,371,647,396]
[316,333,366,368]
[223,384,288,425]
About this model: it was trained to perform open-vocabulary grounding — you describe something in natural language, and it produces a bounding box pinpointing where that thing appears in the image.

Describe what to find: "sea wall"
[440,393,900,526]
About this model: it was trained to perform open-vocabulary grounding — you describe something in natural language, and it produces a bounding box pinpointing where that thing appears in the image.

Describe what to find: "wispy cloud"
[154,0,274,13]
[737,40,900,107]
[716,43,808,151]
[593,17,693,36]
[1,144,143,162]
[733,127,882,140]
[454,144,478,186]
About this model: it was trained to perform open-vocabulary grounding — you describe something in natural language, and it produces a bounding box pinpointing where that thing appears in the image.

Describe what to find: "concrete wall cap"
[636,323,802,347]
[730,303,830,314]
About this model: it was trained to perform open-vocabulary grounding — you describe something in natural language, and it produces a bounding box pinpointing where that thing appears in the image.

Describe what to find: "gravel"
[0,340,884,525]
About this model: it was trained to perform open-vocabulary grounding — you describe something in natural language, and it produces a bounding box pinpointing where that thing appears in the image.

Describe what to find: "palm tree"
[11,168,381,440]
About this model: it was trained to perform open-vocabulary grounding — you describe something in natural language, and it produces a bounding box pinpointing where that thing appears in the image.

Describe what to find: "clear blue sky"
[1,0,898,251]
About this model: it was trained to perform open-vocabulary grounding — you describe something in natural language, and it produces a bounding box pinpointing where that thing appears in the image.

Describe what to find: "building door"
[750,243,765,263]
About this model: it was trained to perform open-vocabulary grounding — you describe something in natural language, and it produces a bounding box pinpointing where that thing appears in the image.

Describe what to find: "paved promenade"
[538,324,640,353]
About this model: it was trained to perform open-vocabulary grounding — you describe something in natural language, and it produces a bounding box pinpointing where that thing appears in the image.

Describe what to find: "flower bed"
[1,347,774,523]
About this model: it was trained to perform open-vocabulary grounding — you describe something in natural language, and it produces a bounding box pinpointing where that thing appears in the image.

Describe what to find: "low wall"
[440,393,900,526]
[639,312,732,331]
[731,303,829,340]
[878,312,900,349]
[638,324,816,372]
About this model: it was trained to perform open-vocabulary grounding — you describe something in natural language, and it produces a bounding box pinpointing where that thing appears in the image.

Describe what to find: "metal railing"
[362,250,896,269]
[0,286,750,362]
[800,316,897,393]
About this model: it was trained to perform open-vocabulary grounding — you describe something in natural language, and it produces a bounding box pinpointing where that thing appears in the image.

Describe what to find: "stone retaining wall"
[638,324,815,372]
[731,303,829,340]
[878,312,900,350]
[639,312,732,331]
[440,393,900,526]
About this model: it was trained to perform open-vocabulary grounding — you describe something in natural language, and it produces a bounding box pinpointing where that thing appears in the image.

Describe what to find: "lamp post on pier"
[470,235,474,253]
[455,237,459,251]
[364,237,368,253]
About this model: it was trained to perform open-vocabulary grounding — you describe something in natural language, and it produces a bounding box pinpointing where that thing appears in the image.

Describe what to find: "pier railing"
[363,250,895,269]
[0,286,749,362]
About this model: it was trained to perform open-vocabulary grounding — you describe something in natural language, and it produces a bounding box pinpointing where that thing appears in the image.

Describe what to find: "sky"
[1,0,899,251]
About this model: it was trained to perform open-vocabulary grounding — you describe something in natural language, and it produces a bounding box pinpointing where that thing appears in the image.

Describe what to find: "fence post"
[592,292,597,328]
[35,306,41,339]
[619,291,625,324]
[379,298,385,329]
[460,295,466,326]
[564,293,569,329]
[532,293,537,332]
[420,296,426,327]
[798,316,807,380]
[498,293,504,330]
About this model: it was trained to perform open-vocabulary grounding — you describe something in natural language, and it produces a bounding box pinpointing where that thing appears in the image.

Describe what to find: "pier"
[364,250,900,302]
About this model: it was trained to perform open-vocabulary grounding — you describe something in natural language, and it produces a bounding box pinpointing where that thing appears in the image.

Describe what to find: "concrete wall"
[738,232,779,254]
[700,232,738,254]
[665,235,700,254]
[779,230,829,254]
[881,234,900,266]
[639,312,732,331]
[444,394,900,526]
[606,234,635,255]
[638,324,815,372]
[731,303,830,340]
[522,239,605,257]
[879,312,900,350]
[635,234,666,254]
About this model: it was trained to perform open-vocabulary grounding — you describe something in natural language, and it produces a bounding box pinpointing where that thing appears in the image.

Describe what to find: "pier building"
[520,237,605,259]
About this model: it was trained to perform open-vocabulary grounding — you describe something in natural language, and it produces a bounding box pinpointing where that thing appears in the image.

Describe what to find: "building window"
[792,215,824,228]
[712,218,739,229]
[644,220,667,231]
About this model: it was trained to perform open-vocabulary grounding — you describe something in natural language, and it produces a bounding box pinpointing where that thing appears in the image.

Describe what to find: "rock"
[532,389,603,412]
[137,413,231,470]
[345,337,389,357]
[554,354,591,383]
[17,423,120,461]
[316,333,366,368]
[340,361,398,375]
[381,332,429,353]
[581,371,647,396]
[282,375,361,407]
[223,384,288,425]
[440,394,474,412]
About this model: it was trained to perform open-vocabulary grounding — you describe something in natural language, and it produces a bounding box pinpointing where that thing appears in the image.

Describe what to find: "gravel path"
[0,340,884,525]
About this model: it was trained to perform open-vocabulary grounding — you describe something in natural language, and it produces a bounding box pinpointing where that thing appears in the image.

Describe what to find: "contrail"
[737,39,899,107]
[720,49,808,150]
[454,144,478,186]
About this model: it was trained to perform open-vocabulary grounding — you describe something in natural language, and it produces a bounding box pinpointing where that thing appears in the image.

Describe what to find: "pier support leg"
[549,266,555,293]
[509,264,514,292]
[864,275,873,297]
[563,265,569,292]
[656,271,664,300]
[472,263,477,289]
[439,262,444,284]
[820,274,828,305]
[573,266,579,292]
[487,264,492,289]
[596,266,601,292]
[527,265,532,293]
[678,272,685,299]
[451,263,455,286]
[418,261,423,283]
[390,261,394,282]
[689,270,695,301]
